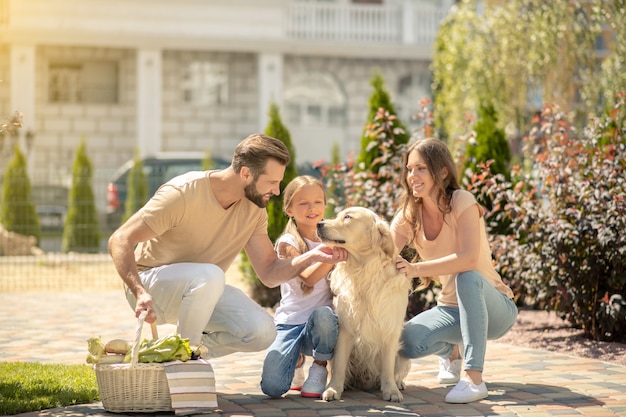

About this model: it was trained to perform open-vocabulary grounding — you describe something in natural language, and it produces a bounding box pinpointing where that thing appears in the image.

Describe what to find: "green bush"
[1,144,41,243]
[356,71,409,174]
[432,0,626,142]
[62,140,100,253]
[265,102,298,242]
[461,102,512,235]
[324,109,407,221]
[123,150,148,223]
[468,93,626,342]
[463,102,510,179]
[239,102,297,308]
[322,142,341,218]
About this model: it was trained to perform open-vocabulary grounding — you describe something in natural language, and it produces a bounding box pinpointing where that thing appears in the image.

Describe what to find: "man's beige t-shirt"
[391,189,513,306]
[134,170,268,272]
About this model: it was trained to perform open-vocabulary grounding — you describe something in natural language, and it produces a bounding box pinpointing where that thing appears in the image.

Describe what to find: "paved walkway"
[1,290,625,417]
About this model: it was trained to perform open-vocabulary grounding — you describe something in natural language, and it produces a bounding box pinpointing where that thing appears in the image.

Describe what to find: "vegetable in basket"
[126,333,193,363]
[86,337,126,364]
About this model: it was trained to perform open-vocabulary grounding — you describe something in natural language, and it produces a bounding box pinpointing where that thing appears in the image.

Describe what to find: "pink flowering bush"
[468,93,626,342]
[317,103,439,318]
[317,108,407,221]
[318,101,436,221]
[319,95,625,340]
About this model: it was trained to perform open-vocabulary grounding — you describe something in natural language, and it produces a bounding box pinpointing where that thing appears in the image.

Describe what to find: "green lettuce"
[125,333,192,363]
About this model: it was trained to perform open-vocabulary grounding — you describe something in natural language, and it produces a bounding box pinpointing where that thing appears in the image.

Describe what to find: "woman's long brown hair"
[398,138,461,289]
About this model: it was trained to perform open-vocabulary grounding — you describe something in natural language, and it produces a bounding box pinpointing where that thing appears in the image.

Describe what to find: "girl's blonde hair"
[278,175,327,295]
[398,138,461,289]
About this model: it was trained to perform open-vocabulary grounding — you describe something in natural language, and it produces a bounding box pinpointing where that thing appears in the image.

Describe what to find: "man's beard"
[244,182,268,208]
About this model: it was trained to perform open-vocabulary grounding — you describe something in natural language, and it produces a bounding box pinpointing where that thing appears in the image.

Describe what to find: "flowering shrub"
[317,103,439,317]
[318,95,625,340]
[468,93,626,341]
[317,108,407,222]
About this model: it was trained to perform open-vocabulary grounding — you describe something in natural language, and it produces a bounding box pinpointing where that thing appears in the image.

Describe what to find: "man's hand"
[311,244,348,264]
[135,291,157,323]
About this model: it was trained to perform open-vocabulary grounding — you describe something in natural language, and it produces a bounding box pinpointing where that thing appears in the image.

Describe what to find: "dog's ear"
[374,219,396,258]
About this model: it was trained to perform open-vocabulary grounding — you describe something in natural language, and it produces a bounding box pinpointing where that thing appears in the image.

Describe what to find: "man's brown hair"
[232,133,290,178]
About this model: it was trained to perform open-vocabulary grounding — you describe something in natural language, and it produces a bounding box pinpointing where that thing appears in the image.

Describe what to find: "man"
[108,133,347,358]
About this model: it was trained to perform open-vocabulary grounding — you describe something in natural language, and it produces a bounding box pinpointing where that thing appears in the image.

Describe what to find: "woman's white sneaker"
[444,379,488,403]
[437,358,462,384]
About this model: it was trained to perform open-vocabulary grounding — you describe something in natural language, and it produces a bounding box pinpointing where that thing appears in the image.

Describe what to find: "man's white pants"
[125,262,276,358]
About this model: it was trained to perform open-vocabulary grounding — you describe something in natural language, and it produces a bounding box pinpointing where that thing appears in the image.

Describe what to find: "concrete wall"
[0,0,447,216]
[33,45,136,182]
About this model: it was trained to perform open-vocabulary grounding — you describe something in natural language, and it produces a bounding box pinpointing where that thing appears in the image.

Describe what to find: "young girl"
[260,175,339,399]
[392,138,518,404]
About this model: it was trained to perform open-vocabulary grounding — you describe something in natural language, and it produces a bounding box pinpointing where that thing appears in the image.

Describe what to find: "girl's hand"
[395,255,416,279]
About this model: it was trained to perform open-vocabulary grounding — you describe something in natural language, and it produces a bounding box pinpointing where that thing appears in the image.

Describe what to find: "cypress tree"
[265,101,298,242]
[123,150,148,223]
[356,71,410,173]
[62,140,100,253]
[240,101,298,308]
[463,102,512,235]
[324,142,341,219]
[1,144,41,243]
[463,102,511,180]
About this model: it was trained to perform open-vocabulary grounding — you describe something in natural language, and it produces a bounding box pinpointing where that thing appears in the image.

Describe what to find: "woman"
[392,138,518,403]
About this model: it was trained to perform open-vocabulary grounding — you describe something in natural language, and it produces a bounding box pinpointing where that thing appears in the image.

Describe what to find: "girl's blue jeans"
[399,270,518,371]
[260,306,338,398]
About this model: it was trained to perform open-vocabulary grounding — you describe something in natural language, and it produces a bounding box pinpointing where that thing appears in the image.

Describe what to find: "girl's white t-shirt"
[273,234,334,325]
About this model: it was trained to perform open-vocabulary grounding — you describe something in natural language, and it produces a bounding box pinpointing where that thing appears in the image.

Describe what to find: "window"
[306,104,322,124]
[284,72,346,127]
[48,61,118,103]
[182,62,229,106]
[328,105,347,127]
[286,103,302,124]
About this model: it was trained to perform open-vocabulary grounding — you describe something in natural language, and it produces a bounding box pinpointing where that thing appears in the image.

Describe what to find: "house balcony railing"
[0,0,451,55]
[286,1,449,45]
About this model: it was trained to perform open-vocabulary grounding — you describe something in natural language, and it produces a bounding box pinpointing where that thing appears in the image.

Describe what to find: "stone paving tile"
[1,291,625,417]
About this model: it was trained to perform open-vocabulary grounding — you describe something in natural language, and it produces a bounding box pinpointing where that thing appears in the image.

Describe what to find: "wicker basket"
[94,312,173,413]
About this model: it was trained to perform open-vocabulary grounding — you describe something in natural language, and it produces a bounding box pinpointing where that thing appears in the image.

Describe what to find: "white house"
[0,0,452,211]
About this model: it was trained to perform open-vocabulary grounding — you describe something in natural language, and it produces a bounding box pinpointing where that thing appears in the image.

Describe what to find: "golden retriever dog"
[316,207,412,402]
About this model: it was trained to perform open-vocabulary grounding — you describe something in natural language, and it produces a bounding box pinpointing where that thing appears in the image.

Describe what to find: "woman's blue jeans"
[260,306,338,398]
[399,270,518,371]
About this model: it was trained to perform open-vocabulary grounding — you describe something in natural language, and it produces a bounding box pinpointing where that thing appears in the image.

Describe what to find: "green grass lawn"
[0,362,99,415]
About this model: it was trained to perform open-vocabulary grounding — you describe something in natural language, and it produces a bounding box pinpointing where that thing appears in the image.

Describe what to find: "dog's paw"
[382,387,403,403]
[382,380,404,402]
[322,387,343,401]
[396,379,406,390]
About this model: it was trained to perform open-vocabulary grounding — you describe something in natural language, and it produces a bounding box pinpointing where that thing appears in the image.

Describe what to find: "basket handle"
[129,311,159,367]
